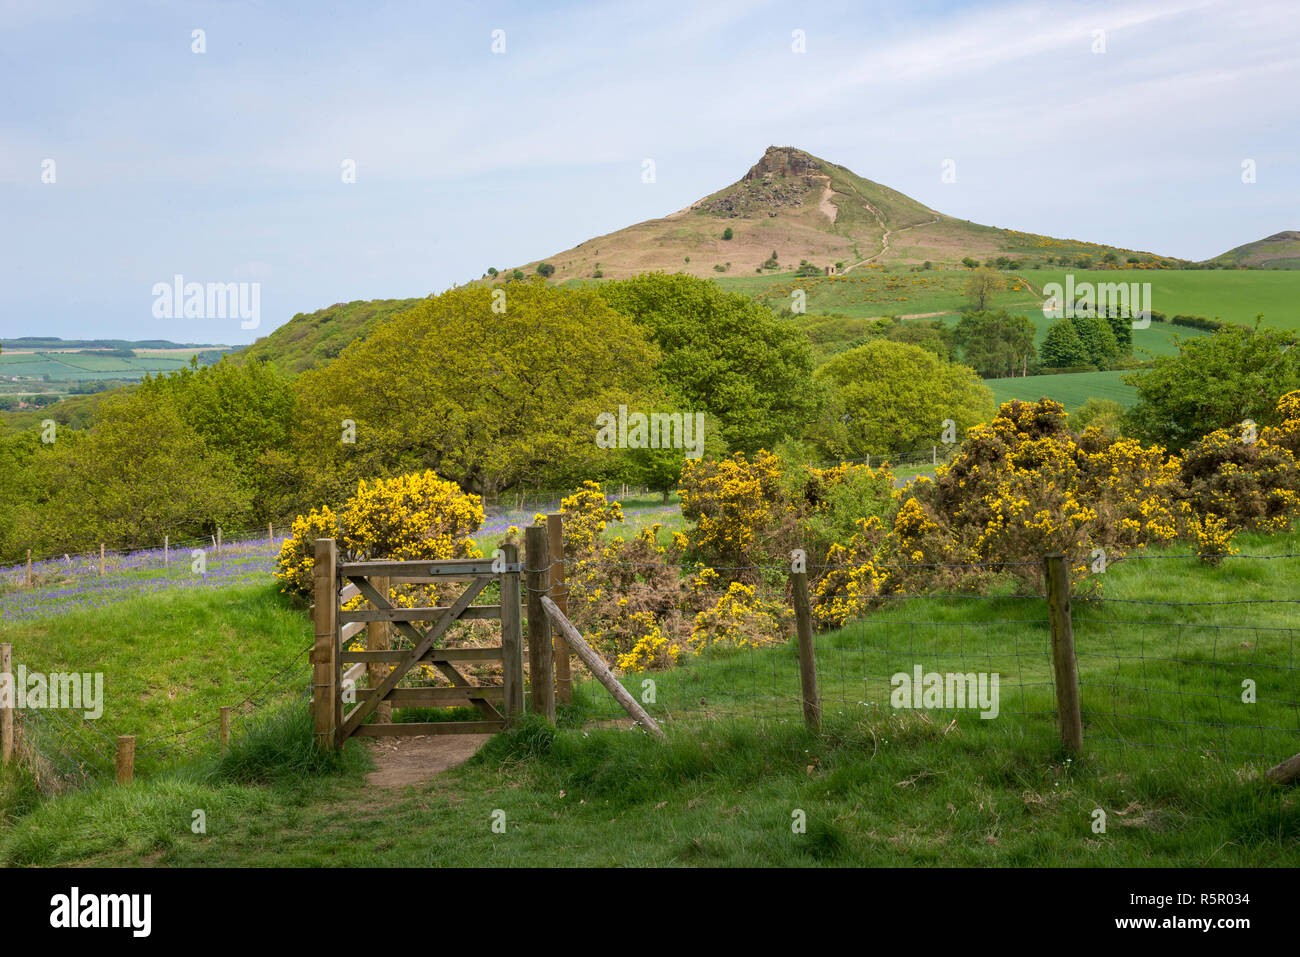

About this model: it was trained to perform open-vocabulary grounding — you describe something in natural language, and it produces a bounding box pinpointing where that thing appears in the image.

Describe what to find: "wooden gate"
[310,539,524,748]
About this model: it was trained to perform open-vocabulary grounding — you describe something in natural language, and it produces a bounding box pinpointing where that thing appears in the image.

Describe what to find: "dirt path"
[834,179,940,273]
[364,733,494,788]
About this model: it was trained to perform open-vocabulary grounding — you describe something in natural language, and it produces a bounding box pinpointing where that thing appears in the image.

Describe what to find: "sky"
[1,0,1297,345]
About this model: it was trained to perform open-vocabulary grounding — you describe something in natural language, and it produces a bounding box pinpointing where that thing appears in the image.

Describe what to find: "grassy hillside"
[234,298,423,375]
[987,370,1138,410]
[1206,230,1300,269]
[1033,268,1300,330]
[3,532,1297,867]
[517,146,1182,282]
[0,579,312,785]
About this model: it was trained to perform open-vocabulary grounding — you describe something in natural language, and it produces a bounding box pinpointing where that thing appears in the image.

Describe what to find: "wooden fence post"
[268,522,274,544]
[547,513,571,706]
[790,571,822,733]
[220,706,231,750]
[500,543,524,723]
[1,643,13,765]
[99,543,105,576]
[524,525,555,723]
[116,735,135,784]
[216,527,222,558]
[164,535,169,567]
[311,538,339,750]
[542,596,665,740]
[1044,553,1084,754]
[25,550,31,588]
[370,575,392,724]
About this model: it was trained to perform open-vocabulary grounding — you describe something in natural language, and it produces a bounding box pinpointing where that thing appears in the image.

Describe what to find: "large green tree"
[15,390,249,553]
[138,357,296,517]
[811,340,995,457]
[1040,318,1091,368]
[954,310,1037,378]
[597,273,822,453]
[1125,323,1300,450]
[292,280,662,502]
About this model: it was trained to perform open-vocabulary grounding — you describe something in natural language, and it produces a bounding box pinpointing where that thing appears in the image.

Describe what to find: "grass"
[987,370,1138,410]
[1033,269,1300,331]
[0,581,313,781]
[2,531,1297,867]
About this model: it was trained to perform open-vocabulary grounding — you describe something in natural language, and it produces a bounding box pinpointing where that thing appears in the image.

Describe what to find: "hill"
[514,146,1185,281]
[1205,230,1300,269]
[233,298,423,375]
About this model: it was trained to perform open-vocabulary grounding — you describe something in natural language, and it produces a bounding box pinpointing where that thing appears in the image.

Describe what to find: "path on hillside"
[835,179,940,273]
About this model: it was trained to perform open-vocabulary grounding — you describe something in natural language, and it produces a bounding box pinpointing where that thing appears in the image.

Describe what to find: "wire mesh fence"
[551,555,1300,766]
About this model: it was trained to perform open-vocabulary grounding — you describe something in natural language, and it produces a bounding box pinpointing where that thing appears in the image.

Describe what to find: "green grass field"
[0,350,227,382]
[0,582,312,786]
[1034,269,1300,330]
[2,530,1297,867]
[987,370,1138,410]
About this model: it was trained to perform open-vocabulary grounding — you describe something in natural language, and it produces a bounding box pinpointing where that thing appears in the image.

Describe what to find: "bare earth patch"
[364,733,494,788]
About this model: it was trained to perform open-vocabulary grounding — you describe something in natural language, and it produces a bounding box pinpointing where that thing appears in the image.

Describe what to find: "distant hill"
[510,145,1185,281]
[233,298,423,375]
[0,337,226,351]
[1205,231,1300,269]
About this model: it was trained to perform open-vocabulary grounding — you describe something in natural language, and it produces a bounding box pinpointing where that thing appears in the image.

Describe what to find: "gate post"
[500,544,525,724]
[311,538,339,750]
[524,525,555,723]
[547,512,572,705]
[369,575,392,724]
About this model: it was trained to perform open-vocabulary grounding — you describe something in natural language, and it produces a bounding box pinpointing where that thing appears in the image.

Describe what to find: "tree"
[887,319,956,361]
[961,257,979,269]
[812,340,995,457]
[1040,319,1091,368]
[722,227,734,240]
[292,281,662,502]
[536,262,555,278]
[1070,316,1121,369]
[964,267,998,311]
[15,390,249,553]
[1102,312,1133,355]
[597,273,822,454]
[954,310,1036,378]
[138,357,296,517]
[1125,323,1300,450]
[1071,398,1126,436]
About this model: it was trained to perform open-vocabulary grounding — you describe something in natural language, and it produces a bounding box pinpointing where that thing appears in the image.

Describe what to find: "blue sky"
[1,0,1297,344]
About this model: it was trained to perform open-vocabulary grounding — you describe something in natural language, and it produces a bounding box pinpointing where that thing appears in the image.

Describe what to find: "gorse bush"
[276,470,484,597]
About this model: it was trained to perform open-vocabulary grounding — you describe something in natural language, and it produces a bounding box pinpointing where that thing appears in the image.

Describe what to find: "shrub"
[275,471,484,597]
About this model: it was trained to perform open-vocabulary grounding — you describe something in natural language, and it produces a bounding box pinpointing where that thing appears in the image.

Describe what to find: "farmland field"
[0,348,230,383]
[987,370,1138,410]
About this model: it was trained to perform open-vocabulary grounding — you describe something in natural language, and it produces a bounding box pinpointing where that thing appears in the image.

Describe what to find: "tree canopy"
[811,340,995,457]
[292,280,662,501]
[597,273,822,453]
[1125,323,1300,450]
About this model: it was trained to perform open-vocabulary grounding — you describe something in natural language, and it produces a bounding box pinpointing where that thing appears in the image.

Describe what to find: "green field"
[1033,269,1300,330]
[987,370,1138,410]
[2,531,1298,867]
[0,350,228,382]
